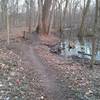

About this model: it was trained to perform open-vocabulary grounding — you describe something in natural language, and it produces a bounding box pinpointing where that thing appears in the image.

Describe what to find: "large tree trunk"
[97,0,100,29]
[48,0,57,34]
[90,0,98,68]
[28,0,33,33]
[7,2,10,45]
[36,0,43,33]
[63,0,69,29]
[42,0,52,35]
[25,0,33,33]
[78,0,91,44]
[1,0,8,30]
[36,0,52,35]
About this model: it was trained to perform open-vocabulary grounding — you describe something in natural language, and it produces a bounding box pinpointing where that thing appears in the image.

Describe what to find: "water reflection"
[61,40,100,61]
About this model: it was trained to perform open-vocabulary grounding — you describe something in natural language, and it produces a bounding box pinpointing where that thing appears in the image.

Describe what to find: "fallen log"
[78,51,92,56]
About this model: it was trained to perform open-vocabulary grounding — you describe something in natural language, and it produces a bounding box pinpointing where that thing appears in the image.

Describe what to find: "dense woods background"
[0,0,100,67]
[0,0,99,34]
[0,0,100,99]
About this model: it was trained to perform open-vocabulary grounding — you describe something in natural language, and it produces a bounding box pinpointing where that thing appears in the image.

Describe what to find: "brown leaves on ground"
[34,41,100,99]
[35,45,90,86]
[39,34,60,46]
[0,47,44,100]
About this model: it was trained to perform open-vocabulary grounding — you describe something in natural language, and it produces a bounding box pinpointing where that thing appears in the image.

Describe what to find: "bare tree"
[0,0,8,30]
[78,0,91,44]
[7,3,10,45]
[36,0,43,33]
[42,0,52,34]
[48,0,57,34]
[90,0,98,67]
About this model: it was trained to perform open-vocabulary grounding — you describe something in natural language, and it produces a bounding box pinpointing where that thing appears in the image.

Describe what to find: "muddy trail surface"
[9,33,72,100]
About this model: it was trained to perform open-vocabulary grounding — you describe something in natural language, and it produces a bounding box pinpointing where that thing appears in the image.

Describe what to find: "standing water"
[60,40,100,61]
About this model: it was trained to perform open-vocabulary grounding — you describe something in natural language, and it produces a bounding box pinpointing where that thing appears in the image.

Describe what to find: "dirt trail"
[8,32,100,100]
[11,33,69,100]
[19,43,68,100]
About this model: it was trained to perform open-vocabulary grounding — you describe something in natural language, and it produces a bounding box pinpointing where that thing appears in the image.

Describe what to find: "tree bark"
[42,0,52,35]
[7,4,10,45]
[48,0,57,34]
[78,0,91,44]
[90,0,98,68]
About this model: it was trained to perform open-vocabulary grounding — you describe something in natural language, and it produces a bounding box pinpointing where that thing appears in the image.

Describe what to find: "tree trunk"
[48,0,57,34]
[63,0,69,29]
[78,0,91,44]
[42,0,52,35]
[36,0,43,33]
[90,0,98,68]
[7,6,10,45]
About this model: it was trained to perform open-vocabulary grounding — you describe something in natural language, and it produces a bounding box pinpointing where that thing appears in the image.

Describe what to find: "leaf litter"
[0,46,45,100]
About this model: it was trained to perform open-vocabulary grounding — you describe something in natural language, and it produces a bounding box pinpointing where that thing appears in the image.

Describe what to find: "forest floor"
[0,32,100,100]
